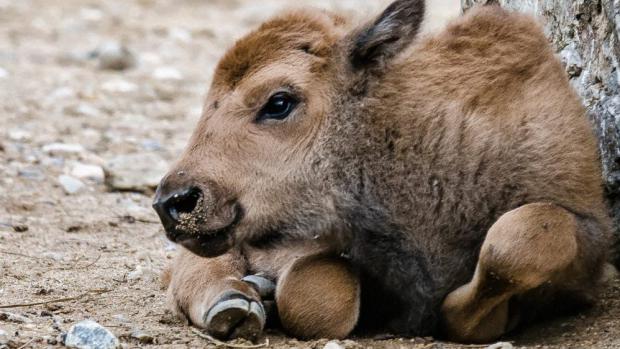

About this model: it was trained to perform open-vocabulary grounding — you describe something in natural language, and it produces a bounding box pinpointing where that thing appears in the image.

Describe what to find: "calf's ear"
[349,0,425,72]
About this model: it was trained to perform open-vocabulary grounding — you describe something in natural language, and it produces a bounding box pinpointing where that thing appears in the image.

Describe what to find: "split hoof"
[204,291,266,341]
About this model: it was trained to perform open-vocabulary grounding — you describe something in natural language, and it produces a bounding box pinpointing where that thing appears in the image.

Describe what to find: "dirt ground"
[1,0,619,348]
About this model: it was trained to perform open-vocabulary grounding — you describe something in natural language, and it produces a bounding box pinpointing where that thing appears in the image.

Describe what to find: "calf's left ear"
[349,0,425,72]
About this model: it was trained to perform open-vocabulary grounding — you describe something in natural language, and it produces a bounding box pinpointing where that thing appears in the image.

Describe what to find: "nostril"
[168,188,201,221]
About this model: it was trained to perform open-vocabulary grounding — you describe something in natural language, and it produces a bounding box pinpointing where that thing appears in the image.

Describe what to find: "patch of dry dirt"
[0,0,619,348]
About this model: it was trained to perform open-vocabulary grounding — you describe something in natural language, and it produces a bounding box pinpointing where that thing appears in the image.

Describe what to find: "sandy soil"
[1,0,619,348]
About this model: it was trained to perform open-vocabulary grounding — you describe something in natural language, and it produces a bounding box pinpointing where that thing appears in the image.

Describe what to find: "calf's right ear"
[348,0,425,73]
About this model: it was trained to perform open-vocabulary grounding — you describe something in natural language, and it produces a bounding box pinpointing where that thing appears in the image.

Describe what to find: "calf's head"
[153,0,425,257]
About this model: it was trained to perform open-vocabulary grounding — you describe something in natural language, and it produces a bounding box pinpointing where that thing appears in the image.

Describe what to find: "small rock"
[0,66,8,79]
[49,87,76,100]
[127,265,157,282]
[58,175,85,194]
[101,79,138,93]
[130,329,154,344]
[64,104,101,118]
[96,42,135,71]
[152,67,182,81]
[560,44,583,78]
[168,27,192,43]
[71,163,105,183]
[111,314,129,323]
[12,224,28,232]
[8,128,31,141]
[64,320,120,349]
[0,328,8,345]
[104,153,168,192]
[0,311,32,323]
[486,342,514,349]
[18,168,44,181]
[324,341,345,349]
[42,252,66,261]
[42,143,85,155]
[141,139,162,151]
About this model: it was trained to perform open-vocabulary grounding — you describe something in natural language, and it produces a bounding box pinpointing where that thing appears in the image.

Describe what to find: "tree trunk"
[462,0,620,265]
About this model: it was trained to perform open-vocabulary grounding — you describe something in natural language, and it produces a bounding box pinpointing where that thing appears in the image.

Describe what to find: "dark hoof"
[204,291,265,341]
[242,274,276,299]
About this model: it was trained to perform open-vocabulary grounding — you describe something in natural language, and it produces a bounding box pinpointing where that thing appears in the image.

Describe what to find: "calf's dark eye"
[256,92,298,122]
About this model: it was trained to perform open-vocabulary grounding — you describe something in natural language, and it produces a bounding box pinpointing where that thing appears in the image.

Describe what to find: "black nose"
[153,187,202,232]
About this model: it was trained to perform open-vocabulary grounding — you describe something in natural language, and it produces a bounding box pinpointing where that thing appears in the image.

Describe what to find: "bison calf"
[153,0,613,343]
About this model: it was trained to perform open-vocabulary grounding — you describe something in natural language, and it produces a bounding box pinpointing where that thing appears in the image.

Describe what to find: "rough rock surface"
[64,320,120,349]
[462,0,620,265]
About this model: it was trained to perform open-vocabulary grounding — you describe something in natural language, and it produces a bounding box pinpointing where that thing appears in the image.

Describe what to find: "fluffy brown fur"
[154,1,612,343]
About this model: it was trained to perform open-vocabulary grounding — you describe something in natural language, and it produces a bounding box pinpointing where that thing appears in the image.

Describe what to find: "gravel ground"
[1,0,619,348]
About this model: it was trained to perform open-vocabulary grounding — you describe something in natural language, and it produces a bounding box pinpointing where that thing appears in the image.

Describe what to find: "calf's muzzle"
[152,174,239,257]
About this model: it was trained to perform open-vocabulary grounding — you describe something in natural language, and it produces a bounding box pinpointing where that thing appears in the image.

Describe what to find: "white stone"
[101,79,138,93]
[43,143,85,155]
[486,342,514,349]
[65,103,101,118]
[64,320,120,349]
[127,265,157,282]
[58,175,85,194]
[152,67,183,81]
[104,153,168,192]
[71,163,105,183]
[323,341,345,349]
[49,87,76,100]
[96,42,135,71]
[0,328,8,345]
[8,128,31,141]
[0,66,8,79]
[168,27,192,43]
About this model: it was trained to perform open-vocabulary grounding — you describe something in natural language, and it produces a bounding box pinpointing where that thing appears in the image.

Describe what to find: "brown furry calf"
[153,0,613,343]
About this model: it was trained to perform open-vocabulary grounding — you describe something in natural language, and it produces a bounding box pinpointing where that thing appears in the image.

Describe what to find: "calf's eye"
[256,92,298,122]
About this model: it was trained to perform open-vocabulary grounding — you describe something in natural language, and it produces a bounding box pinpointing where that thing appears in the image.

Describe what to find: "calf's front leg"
[164,248,265,340]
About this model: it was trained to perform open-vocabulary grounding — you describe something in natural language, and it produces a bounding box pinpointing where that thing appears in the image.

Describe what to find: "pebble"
[486,342,514,349]
[104,153,168,192]
[168,27,192,43]
[324,341,345,349]
[0,311,32,323]
[64,320,120,349]
[71,163,105,183]
[130,329,154,344]
[101,79,138,94]
[127,265,157,282]
[0,328,7,345]
[58,175,86,194]
[152,67,182,81]
[141,139,162,151]
[64,103,101,118]
[42,251,66,261]
[18,168,44,181]
[0,66,7,79]
[42,143,85,155]
[8,128,31,141]
[96,42,135,71]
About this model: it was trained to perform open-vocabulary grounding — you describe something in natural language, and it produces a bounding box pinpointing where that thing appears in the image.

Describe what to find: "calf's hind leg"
[441,203,607,343]
[164,248,265,340]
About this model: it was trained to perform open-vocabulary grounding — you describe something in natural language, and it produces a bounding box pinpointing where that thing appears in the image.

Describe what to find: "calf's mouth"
[153,186,242,258]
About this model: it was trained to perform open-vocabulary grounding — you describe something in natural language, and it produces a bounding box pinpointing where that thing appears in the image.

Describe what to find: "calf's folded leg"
[441,203,608,343]
[275,254,361,339]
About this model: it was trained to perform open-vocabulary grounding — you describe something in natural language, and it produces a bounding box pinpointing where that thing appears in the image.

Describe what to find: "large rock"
[63,320,120,349]
[104,153,168,193]
[462,0,620,265]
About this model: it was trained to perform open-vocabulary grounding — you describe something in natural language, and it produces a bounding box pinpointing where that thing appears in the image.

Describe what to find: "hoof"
[204,291,266,341]
[242,274,276,299]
